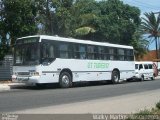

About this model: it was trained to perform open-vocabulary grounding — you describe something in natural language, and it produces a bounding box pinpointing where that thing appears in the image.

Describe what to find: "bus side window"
[59,44,68,58]
[98,47,104,60]
[118,49,125,61]
[139,64,143,70]
[94,46,99,60]
[87,45,95,59]
[49,44,54,58]
[42,43,54,58]
[42,43,48,58]
[41,42,55,64]
[73,44,79,59]
[79,45,86,59]
[109,48,114,60]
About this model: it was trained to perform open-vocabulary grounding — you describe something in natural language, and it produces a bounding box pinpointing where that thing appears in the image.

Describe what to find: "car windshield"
[14,43,40,66]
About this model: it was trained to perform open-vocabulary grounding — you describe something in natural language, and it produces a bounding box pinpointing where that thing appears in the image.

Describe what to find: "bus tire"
[59,72,72,88]
[111,70,120,84]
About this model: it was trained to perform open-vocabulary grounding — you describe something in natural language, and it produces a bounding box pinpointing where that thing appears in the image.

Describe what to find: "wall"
[0,55,13,81]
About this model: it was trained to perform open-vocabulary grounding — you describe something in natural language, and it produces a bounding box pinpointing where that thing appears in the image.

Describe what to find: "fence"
[0,55,13,81]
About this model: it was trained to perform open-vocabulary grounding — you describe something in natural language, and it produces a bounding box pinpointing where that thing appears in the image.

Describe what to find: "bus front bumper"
[12,75,40,85]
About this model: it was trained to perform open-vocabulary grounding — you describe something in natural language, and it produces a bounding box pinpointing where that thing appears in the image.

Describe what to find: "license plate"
[17,77,29,81]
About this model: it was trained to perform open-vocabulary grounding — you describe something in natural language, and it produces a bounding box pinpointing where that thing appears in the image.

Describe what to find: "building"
[138,50,160,70]
[138,50,157,61]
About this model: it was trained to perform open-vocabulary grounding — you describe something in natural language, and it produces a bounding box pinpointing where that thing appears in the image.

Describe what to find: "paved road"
[0,80,160,112]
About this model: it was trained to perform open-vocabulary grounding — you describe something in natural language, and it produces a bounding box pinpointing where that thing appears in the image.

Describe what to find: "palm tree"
[131,31,149,60]
[140,12,160,61]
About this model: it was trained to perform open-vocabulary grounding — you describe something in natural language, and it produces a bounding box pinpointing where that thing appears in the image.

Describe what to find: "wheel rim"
[62,75,70,86]
[113,74,119,82]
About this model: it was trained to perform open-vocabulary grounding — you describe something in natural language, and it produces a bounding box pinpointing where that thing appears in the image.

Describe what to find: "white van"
[134,61,155,81]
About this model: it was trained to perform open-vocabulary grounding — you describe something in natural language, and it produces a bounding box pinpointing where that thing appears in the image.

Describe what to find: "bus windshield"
[14,43,40,66]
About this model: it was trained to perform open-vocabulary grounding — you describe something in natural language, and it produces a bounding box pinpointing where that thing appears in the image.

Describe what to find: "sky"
[122,0,160,14]
[121,0,160,50]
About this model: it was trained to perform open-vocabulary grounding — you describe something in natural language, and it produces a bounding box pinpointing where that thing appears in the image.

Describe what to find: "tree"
[0,0,142,60]
[131,31,149,60]
[1,0,38,45]
[140,12,160,60]
[97,0,140,44]
[70,0,99,40]
[69,0,141,45]
[52,0,74,37]
[0,0,10,60]
[35,0,55,35]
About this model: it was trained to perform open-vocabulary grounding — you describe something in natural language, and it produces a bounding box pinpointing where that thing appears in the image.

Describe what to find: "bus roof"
[18,35,133,49]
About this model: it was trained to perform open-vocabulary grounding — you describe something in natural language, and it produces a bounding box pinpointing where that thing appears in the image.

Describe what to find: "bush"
[135,109,152,115]
[156,101,160,110]
[126,109,152,120]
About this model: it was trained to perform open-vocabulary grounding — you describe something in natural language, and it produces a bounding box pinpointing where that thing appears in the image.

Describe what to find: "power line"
[122,0,160,15]
[132,0,160,9]
[123,0,160,10]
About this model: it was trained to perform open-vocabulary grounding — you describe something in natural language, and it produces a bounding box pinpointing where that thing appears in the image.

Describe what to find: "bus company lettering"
[88,62,109,69]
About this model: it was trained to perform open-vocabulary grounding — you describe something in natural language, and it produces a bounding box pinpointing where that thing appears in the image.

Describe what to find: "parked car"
[133,61,155,81]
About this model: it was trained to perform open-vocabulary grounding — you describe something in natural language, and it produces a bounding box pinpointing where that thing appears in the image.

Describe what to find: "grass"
[126,101,160,120]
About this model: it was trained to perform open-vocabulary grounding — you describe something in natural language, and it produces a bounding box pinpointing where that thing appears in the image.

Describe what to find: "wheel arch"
[112,68,120,78]
[59,68,73,81]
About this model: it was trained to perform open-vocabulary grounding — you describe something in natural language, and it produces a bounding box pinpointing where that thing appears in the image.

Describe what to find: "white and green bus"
[12,35,135,88]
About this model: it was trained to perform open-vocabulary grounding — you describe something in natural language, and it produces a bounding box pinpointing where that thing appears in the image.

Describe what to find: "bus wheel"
[111,70,120,84]
[59,72,72,88]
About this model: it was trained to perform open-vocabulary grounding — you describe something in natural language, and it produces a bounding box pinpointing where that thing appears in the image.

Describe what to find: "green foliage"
[127,101,160,120]
[0,0,39,59]
[140,12,160,59]
[135,109,153,115]
[69,0,141,45]
[141,12,160,39]
[0,0,144,58]
[0,44,9,60]
[126,109,153,120]
[0,0,141,44]
[131,31,149,60]
[51,0,73,36]
[2,0,38,45]
[156,101,160,110]
[75,27,96,36]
